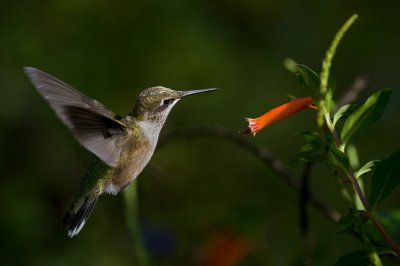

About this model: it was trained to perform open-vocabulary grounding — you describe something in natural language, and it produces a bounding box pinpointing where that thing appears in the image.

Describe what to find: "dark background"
[1,1,400,265]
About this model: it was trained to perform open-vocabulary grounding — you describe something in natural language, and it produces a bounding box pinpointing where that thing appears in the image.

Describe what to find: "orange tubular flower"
[241,96,315,135]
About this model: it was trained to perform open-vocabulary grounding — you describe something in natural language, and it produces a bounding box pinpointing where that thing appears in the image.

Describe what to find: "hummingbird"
[24,67,218,237]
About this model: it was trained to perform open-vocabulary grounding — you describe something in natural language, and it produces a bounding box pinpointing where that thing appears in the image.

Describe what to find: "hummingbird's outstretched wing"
[24,67,126,167]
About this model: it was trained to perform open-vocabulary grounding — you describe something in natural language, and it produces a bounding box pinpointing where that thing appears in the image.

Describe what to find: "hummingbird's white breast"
[104,119,165,195]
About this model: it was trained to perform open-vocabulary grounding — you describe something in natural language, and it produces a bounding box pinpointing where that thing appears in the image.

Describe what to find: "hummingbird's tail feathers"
[63,194,99,237]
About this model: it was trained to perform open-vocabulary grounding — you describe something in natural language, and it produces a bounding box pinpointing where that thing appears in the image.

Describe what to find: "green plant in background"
[124,183,150,266]
[241,14,400,265]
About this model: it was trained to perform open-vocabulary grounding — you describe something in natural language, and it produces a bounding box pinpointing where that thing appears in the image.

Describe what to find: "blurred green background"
[1,1,400,265]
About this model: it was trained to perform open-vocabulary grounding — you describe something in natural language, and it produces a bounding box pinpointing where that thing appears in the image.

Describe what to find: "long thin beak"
[180,88,219,98]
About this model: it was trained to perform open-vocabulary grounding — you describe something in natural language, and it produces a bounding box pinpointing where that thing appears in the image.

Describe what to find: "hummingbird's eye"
[162,98,174,106]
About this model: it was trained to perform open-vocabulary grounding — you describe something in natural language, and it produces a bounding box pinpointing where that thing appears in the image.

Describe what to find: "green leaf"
[293,145,325,163]
[327,140,350,170]
[283,58,297,73]
[341,89,392,145]
[296,64,320,97]
[333,104,357,127]
[338,211,355,233]
[338,209,369,234]
[334,248,395,266]
[346,144,360,170]
[301,131,320,143]
[370,151,400,210]
[324,89,335,114]
[292,132,325,163]
[377,210,400,237]
[355,160,380,179]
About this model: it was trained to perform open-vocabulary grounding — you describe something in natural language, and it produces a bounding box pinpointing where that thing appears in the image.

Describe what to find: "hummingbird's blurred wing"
[24,67,126,167]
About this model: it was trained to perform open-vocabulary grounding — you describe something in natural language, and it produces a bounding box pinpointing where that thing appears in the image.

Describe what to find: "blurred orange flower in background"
[195,230,249,266]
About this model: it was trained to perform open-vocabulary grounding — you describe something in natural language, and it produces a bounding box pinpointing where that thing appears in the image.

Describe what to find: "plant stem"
[332,171,353,207]
[320,14,358,95]
[329,116,400,257]
[123,182,150,265]
[346,170,370,210]
[158,125,341,224]
[318,14,358,128]
[158,125,400,259]
[326,126,370,212]
[353,212,383,266]
[369,214,400,257]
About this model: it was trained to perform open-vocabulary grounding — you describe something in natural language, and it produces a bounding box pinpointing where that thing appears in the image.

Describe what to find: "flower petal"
[240,97,315,135]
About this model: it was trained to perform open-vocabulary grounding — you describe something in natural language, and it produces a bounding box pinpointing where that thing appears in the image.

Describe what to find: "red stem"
[330,127,399,256]
[370,215,400,257]
[348,171,370,210]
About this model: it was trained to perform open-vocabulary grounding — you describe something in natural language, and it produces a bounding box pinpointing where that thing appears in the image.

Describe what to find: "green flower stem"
[368,213,400,257]
[320,14,358,95]
[331,171,352,207]
[332,168,384,264]
[331,115,400,258]
[346,170,370,210]
[317,14,400,260]
[354,178,365,210]
[123,182,150,265]
[369,251,384,266]
[318,14,358,128]
[353,213,383,266]
[327,127,394,258]
[347,145,365,210]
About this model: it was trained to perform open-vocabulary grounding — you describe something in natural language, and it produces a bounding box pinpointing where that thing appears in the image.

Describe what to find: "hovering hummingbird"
[24,67,218,237]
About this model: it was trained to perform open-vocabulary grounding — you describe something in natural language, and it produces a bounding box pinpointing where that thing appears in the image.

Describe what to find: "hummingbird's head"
[132,86,218,123]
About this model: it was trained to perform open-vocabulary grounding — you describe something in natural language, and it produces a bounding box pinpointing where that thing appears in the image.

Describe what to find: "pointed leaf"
[338,209,369,234]
[355,160,380,179]
[293,145,325,163]
[338,211,355,234]
[296,64,320,97]
[325,90,335,114]
[334,248,395,266]
[377,210,400,237]
[327,140,350,170]
[292,132,325,163]
[346,144,359,170]
[370,151,400,210]
[301,131,320,143]
[333,104,357,127]
[341,89,392,145]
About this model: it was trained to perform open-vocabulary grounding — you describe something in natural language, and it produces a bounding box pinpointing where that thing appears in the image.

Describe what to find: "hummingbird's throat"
[136,120,164,145]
